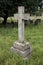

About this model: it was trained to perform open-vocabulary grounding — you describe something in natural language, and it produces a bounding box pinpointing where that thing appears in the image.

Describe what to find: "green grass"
[0,20,43,65]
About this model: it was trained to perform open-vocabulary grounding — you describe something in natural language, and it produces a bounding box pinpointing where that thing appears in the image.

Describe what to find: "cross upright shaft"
[14,6,29,43]
[18,6,24,43]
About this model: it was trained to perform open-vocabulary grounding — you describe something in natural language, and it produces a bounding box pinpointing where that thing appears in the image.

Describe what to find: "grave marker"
[11,6,32,60]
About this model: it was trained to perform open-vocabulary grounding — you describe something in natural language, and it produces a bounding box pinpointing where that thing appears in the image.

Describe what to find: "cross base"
[11,41,32,60]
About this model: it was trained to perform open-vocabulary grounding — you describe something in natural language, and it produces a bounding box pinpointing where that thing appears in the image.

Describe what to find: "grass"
[0,20,43,65]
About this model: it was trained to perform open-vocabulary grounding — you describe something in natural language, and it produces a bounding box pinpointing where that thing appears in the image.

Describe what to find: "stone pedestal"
[11,41,32,60]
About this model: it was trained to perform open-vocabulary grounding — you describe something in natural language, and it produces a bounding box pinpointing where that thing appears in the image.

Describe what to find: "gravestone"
[11,6,32,60]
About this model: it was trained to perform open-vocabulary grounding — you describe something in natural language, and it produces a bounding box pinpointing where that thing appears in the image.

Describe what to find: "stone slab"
[11,46,32,58]
[13,41,30,51]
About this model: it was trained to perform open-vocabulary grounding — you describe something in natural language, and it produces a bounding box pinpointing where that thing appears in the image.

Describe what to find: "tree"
[0,0,42,25]
[0,0,28,25]
[0,0,13,25]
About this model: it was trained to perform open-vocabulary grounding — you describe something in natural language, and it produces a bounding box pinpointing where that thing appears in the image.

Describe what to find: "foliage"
[0,0,42,16]
[0,0,42,25]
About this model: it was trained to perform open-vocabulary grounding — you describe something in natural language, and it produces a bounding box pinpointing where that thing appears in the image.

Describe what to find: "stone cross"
[14,6,29,43]
[11,6,31,60]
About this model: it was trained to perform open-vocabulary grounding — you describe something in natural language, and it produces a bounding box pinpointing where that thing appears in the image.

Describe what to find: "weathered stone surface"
[14,6,30,43]
[14,14,30,20]
[18,6,24,42]
[11,41,32,59]
[11,47,31,57]
[13,41,30,51]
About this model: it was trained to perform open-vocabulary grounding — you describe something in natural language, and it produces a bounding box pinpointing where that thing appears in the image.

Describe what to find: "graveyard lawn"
[0,20,43,65]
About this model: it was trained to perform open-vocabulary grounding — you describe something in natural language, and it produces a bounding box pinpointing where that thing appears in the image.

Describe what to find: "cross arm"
[14,13,30,20]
